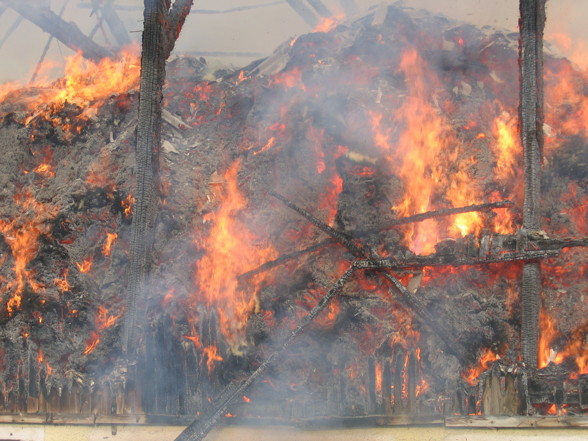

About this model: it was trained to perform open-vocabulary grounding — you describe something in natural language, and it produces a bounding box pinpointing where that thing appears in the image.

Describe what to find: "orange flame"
[121,194,135,218]
[193,160,276,350]
[101,232,118,257]
[83,305,123,355]
[202,345,223,374]
[53,269,71,293]
[463,348,500,386]
[75,258,93,273]
[26,47,140,120]
[313,14,345,33]
[371,49,483,254]
[0,190,54,314]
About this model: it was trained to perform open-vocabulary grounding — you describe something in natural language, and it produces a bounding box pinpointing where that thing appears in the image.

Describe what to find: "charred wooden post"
[407,350,417,414]
[123,0,193,354]
[0,0,115,62]
[519,0,546,370]
[382,359,392,415]
[392,346,404,413]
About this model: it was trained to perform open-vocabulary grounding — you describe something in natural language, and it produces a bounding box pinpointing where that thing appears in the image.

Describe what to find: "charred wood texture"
[0,0,115,62]
[123,0,193,354]
[519,0,546,369]
[271,192,469,362]
[173,263,359,441]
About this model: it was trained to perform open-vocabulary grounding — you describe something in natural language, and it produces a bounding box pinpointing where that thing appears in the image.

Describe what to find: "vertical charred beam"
[367,356,377,414]
[382,359,392,414]
[519,0,546,369]
[123,0,192,355]
[285,0,319,28]
[306,0,332,18]
[392,346,404,413]
[0,0,115,62]
[406,350,417,414]
[123,0,167,355]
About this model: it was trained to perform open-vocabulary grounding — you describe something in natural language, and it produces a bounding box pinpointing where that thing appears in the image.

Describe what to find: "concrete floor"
[0,425,587,441]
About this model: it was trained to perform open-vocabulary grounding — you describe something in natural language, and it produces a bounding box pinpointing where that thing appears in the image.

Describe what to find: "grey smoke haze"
[0,0,585,83]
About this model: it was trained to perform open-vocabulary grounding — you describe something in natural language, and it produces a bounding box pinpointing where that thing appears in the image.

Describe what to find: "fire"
[83,305,123,355]
[101,232,118,257]
[463,347,500,386]
[121,194,135,218]
[36,348,53,377]
[75,258,93,273]
[0,190,54,314]
[192,160,277,350]
[539,310,588,374]
[202,345,223,374]
[313,14,345,33]
[33,162,55,178]
[242,395,251,403]
[26,47,139,120]
[371,49,483,254]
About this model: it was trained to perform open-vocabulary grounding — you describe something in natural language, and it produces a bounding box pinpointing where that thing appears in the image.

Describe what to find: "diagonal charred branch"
[0,0,115,62]
[271,191,367,257]
[173,263,360,441]
[307,0,332,18]
[238,238,336,281]
[99,0,132,48]
[379,200,513,230]
[271,192,469,362]
[123,0,192,355]
[285,0,319,28]
[519,0,546,370]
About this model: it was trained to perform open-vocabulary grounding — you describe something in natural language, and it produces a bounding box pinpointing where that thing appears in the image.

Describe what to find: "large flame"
[371,49,483,254]
[0,190,55,314]
[192,160,277,352]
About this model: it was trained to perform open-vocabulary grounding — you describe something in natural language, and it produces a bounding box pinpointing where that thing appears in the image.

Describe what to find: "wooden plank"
[445,416,588,428]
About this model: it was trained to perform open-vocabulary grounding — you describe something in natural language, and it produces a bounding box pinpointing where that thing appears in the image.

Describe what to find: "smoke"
[0,0,586,84]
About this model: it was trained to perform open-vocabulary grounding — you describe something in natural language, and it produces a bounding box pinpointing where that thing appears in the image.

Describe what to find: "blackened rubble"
[0,4,586,422]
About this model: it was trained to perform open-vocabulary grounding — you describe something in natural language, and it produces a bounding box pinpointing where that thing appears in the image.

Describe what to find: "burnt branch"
[99,0,133,48]
[271,192,469,362]
[238,238,337,281]
[357,249,561,271]
[0,0,115,62]
[380,200,513,230]
[165,0,193,59]
[285,0,319,28]
[270,191,367,257]
[173,263,360,441]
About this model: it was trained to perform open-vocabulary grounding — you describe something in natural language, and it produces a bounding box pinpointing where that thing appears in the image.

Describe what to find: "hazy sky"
[0,0,586,83]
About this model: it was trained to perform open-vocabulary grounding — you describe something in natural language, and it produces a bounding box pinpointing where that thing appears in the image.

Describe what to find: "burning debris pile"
[0,4,586,421]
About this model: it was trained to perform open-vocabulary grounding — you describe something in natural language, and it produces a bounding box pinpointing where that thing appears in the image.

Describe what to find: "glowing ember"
[121,194,135,218]
[75,258,93,274]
